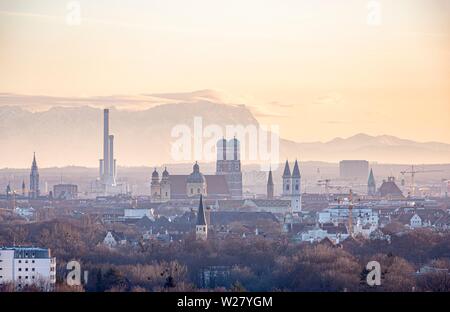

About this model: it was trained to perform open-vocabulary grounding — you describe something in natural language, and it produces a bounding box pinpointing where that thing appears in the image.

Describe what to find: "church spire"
[282,160,291,178]
[367,168,376,196]
[29,153,40,199]
[196,195,208,240]
[292,159,301,178]
[196,194,206,226]
[267,167,274,199]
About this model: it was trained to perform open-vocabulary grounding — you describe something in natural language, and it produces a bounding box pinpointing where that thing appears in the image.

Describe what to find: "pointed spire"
[368,168,376,186]
[292,159,301,178]
[32,152,37,168]
[196,195,207,226]
[267,168,274,186]
[282,160,291,178]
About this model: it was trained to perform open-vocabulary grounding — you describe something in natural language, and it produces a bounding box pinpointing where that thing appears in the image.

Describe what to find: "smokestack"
[109,135,114,181]
[114,159,117,180]
[99,159,104,177]
[103,109,110,179]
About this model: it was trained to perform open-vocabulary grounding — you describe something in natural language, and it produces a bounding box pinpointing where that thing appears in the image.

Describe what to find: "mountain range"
[1,96,450,167]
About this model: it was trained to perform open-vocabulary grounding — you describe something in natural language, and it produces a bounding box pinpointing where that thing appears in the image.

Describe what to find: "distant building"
[0,247,56,290]
[29,153,40,199]
[101,231,127,248]
[367,168,376,196]
[296,223,349,244]
[378,177,404,199]
[339,160,369,179]
[196,195,208,241]
[53,184,78,200]
[124,208,154,220]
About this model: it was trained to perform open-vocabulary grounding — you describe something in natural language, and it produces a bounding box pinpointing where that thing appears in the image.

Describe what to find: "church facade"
[150,139,243,202]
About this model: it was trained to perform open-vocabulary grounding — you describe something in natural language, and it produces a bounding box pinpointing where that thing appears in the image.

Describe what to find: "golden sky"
[0,0,449,144]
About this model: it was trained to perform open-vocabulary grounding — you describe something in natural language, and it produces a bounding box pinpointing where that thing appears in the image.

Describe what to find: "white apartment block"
[318,206,379,227]
[0,247,56,290]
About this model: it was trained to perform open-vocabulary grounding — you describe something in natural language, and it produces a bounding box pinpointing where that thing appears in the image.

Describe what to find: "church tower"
[267,168,274,199]
[291,159,302,212]
[160,167,171,202]
[187,162,207,197]
[282,160,291,197]
[22,180,26,196]
[196,195,208,241]
[29,153,40,199]
[150,168,161,202]
[368,168,376,196]
[215,138,243,199]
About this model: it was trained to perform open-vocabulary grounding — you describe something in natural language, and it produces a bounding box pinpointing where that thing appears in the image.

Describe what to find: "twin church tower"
[268,160,302,212]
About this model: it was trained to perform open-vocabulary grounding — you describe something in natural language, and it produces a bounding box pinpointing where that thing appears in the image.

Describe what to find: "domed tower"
[187,162,207,197]
[282,160,291,198]
[160,167,171,202]
[150,168,161,202]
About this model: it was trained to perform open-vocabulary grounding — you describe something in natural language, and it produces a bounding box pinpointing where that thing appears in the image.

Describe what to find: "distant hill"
[1,99,450,167]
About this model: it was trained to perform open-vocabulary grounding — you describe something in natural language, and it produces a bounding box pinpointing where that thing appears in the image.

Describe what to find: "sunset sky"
[0,0,449,144]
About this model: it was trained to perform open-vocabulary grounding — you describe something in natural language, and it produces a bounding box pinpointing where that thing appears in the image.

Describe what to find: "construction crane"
[400,165,443,196]
[317,179,332,198]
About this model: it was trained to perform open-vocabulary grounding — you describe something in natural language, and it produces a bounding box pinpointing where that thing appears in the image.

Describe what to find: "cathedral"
[215,138,243,199]
[150,139,243,202]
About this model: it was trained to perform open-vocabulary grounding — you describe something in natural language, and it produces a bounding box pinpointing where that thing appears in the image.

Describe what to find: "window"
[25,260,28,264]
[286,185,290,191]
[18,268,22,271]
[165,192,168,196]
[295,185,299,191]
[32,260,35,264]
[18,276,22,279]
[197,188,200,194]
[18,260,22,263]
[190,188,194,194]
[32,268,35,272]
[25,268,28,271]
[25,276,28,279]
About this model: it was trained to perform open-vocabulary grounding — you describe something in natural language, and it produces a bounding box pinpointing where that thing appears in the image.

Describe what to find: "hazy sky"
[0,0,449,144]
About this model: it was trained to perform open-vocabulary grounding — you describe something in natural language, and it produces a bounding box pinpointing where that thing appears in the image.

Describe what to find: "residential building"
[0,247,56,290]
